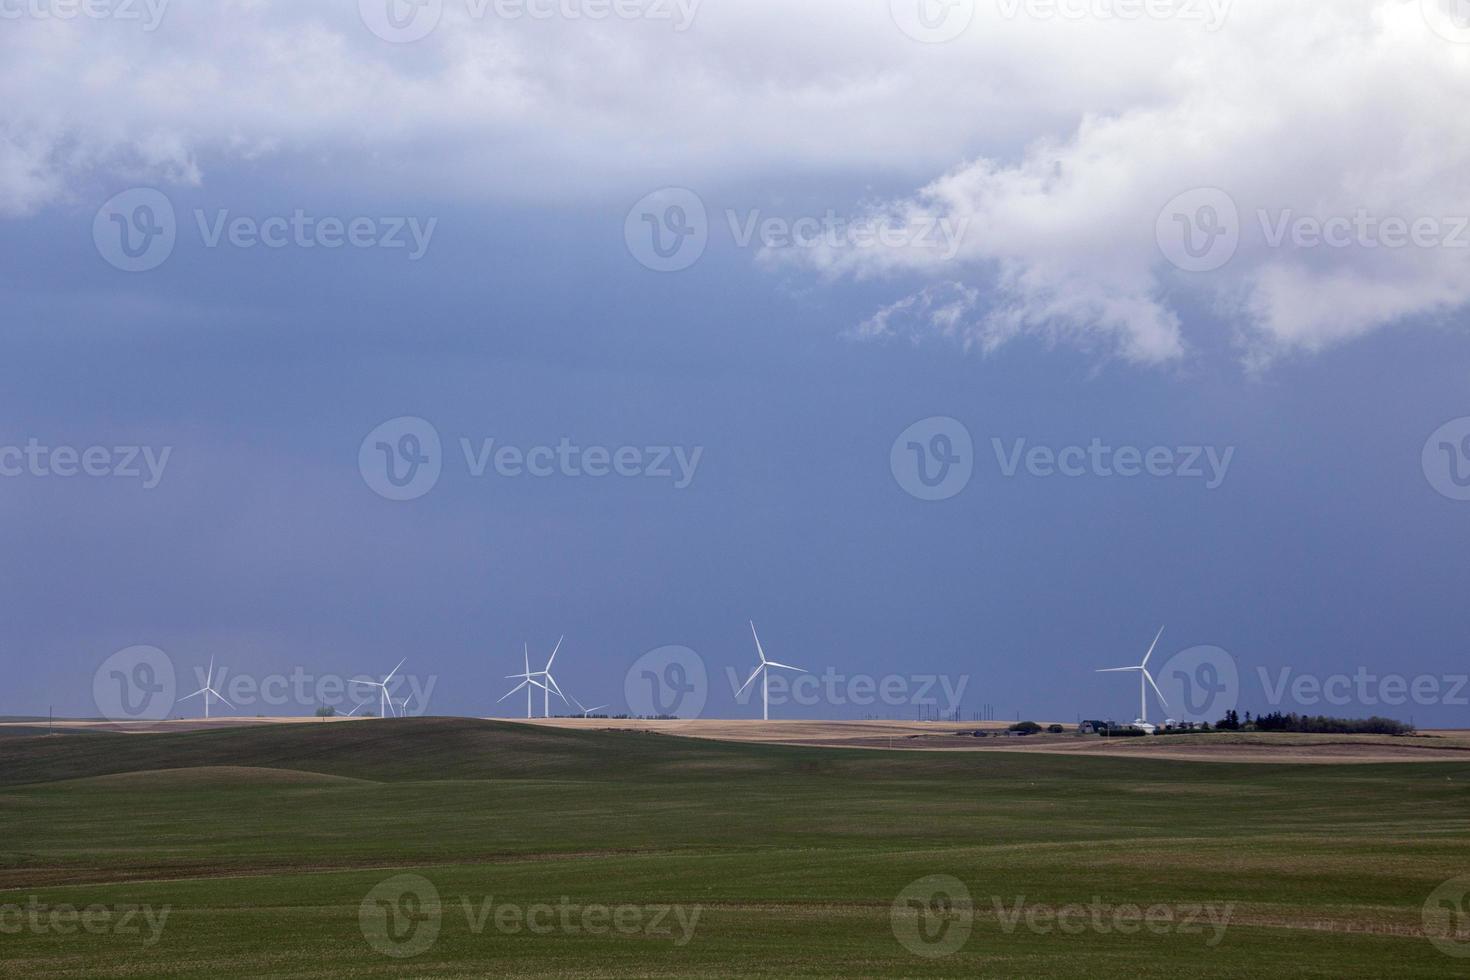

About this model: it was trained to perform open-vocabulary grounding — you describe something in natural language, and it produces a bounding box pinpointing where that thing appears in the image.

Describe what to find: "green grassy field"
[2,719,1468,977]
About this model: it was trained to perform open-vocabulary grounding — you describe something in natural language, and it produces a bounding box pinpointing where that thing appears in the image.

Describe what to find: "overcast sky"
[4,0,1470,726]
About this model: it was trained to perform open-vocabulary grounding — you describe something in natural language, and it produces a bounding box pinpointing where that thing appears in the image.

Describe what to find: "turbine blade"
[544,673,565,698]
[179,688,205,701]
[1143,669,1169,708]
[206,655,214,687]
[524,644,530,674]
[588,705,608,713]
[210,689,235,709]
[1141,625,1165,668]
[735,663,764,696]
[764,661,804,672]
[1096,667,1140,673]
[498,680,530,702]
[749,620,767,664]
[383,658,406,685]
[546,636,563,670]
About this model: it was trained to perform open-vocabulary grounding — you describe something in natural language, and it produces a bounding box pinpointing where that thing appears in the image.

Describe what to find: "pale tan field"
[520,717,1470,763]
[8,716,1468,763]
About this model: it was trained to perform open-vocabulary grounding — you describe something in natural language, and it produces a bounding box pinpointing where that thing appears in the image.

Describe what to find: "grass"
[1,718,1468,976]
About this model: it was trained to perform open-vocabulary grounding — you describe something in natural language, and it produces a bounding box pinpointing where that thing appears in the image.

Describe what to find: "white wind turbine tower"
[737,621,805,722]
[1096,626,1169,732]
[180,656,233,719]
[355,658,406,719]
[500,644,550,719]
[525,636,568,717]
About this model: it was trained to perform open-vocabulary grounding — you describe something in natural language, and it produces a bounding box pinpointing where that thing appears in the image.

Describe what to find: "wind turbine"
[179,656,233,719]
[568,693,608,718]
[737,621,805,722]
[1096,626,1169,732]
[501,644,550,719]
[354,658,406,719]
[395,693,414,717]
[523,637,567,718]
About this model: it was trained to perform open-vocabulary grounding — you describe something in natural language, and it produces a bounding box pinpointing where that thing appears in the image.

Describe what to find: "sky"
[3,0,1470,726]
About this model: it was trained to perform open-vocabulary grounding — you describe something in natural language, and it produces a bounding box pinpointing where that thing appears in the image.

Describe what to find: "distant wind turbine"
[354,659,406,719]
[501,644,550,719]
[179,656,233,719]
[1096,626,1169,730]
[517,637,567,718]
[568,694,608,718]
[737,621,805,722]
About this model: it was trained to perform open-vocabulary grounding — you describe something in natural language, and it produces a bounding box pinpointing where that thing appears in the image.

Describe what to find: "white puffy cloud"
[3,0,1467,363]
[772,2,1470,364]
